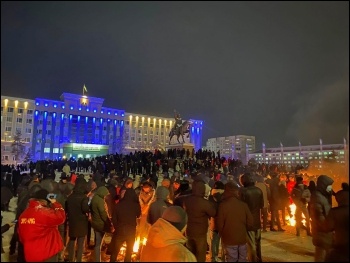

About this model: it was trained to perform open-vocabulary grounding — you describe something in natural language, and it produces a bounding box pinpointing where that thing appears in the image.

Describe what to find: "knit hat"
[32,189,50,201]
[162,206,188,232]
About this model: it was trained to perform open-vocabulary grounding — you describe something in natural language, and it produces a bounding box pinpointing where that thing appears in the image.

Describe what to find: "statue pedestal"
[165,143,194,152]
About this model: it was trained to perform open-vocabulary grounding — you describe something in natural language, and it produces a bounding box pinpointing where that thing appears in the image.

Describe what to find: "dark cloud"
[1,1,349,149]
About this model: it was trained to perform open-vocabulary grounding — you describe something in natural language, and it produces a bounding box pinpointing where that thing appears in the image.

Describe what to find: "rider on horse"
[173,110,182,133]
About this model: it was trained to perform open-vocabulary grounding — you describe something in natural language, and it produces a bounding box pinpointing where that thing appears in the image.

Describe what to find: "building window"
[6,117,12,122]
[26,119,32,124]
[7,107,14,112]
[17,118,22,123]
[27,109,33,115]
[18,108,24,114]
[5,126,12,132]
[25,138,31,143]
[4,156,9,161]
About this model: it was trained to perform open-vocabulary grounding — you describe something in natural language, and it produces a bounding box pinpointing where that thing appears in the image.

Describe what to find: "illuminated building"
[249,143,347,168]
[1,93,203,162]
[1,96,35,164]
[205,135,256,164]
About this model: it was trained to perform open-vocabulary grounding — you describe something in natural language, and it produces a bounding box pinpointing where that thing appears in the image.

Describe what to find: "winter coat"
[240,184,264,231]
[91,186,110,232]
[323,190,349,262]
[111,188,141,233]
[179,180,216,237]
[140,218,197,262]
[66,180,90,237]
[18,200,65,262]
[208,189,224,231]
[147,186,171,225]
[255,181,269,208]
[217,191,253,246]
[310,175,334,249]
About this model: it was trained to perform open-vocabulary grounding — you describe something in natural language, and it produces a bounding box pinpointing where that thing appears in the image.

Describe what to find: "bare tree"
[11,130,26,164]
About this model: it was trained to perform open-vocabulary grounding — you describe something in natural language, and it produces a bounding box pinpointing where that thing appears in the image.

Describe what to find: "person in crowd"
[178,180,216,262]
[267,173,285,232]
[169,177,181,202]
[217,182,253,262]
[279,177,291,226]
[10,183,42,261]
[291,176,311,236]
[208,181,225,262]
[240,172,264,262]
[307,180,317,216]
[66,178,90,262]
[18,189,66,262]
[309,175,334,262]
[286,175,296,204]
[140,206,197,262]
[323,187,349,262]
[137,180,156,241]
[147,186,171,225]
[62,163,71,176]
[255,175,270,232]
[109,188,141,262]
[27,174,40,191]
[2,215,14,254]
[90,186,111,262]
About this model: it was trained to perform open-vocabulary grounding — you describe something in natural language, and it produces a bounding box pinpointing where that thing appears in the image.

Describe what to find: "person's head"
[142,181,153,193]
[124,178,134,189]
[60,172,68,182]
[161,178,171,188]
[32,189,51,206]
[162,206,188,233]
[173,179,181,190]
[223,181,240,199]
[296,176,303,185]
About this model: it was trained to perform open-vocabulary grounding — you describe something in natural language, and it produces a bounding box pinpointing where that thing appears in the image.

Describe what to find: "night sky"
[1,1,349,149]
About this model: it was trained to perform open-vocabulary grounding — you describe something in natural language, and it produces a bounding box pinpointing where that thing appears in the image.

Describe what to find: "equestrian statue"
[169,110,192,144]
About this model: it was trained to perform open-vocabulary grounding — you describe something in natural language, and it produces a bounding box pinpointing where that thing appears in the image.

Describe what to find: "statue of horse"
[169,120,192,144]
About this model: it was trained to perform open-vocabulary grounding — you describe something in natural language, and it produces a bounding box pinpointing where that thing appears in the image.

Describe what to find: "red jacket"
[18,200,66,262]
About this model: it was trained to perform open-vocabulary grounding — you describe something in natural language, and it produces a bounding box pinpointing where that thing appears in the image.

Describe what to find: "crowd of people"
[1,149,349,262]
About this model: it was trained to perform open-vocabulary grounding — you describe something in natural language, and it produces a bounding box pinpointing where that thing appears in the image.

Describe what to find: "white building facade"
[205,135,256,164]
[1,96,36,164]
[249,143,347,169]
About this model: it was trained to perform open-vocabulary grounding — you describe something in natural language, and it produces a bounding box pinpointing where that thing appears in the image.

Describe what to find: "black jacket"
[240,184,264,231]
[112,188,141,234]
[66,180,90,237]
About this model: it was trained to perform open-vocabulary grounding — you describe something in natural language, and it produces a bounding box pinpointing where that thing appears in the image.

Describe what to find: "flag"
[83,84,88,93]
[280,142,283,147]
[299,141,301,147]
[319,138,323,145]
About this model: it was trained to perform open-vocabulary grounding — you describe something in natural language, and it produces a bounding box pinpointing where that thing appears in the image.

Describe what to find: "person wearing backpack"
[291,176,311,237]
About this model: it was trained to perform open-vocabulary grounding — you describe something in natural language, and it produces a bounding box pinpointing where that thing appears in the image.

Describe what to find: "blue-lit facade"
[32,93,124,160]
[29,92,203,160]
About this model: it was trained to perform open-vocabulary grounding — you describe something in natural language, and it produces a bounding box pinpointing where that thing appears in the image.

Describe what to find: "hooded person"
[109,188,141,262]
[323,189,349,262]
[18,188,66,262]
[147,186,172,225]
[66,178,90,262]
[177,180,216,262]
[309,175,334,262]
[240,172,264,262]
[90,186,111,262]
[140,206,197,262]
[217,182,253,262]
[208,180,225,262]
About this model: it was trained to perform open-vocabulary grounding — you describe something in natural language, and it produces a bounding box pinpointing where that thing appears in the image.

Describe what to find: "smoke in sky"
[286,78,349,145]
